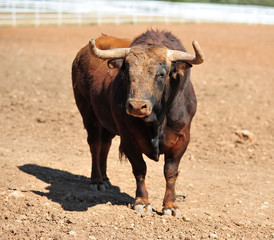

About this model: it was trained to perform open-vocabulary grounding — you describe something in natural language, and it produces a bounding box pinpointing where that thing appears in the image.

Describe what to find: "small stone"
[62,227,69,232]
[36,117,46,123]
[187,183,194,188]
[182,216,190,222]
[66,219,73,224]
[189,154,195,160]
[235,129,255,143]
[235,221,244,226]
[68,230,77,236]
[88,236,96,240]
[209,233,218,239]
[8,191,24,198]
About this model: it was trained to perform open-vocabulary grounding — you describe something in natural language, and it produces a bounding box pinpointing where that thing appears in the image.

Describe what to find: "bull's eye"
[125,62,129,70]
[157,73,165,80]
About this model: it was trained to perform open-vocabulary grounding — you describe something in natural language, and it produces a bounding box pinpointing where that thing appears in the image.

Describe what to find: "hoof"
[90,183,106,192]
[98,183,106,192]
[134,204,144,214]
[162,207,181,217]
[146,204,153,214]
[103,178,112,188]
[134,203,152,215]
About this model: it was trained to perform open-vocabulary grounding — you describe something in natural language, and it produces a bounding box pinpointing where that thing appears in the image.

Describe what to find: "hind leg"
[85,114,115,191]
[87,121,104,191]
[73,87,113,191]
[89,125,114,191]
[98,128,114,189]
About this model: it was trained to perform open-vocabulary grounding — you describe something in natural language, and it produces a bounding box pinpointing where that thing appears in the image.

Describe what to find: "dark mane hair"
[130,29,186,52]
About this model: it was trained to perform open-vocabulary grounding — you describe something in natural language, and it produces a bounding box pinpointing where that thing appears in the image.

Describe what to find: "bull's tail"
[119,144,128,162]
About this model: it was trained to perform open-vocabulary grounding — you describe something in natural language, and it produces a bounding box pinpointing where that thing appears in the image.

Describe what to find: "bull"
[72,30,204,216]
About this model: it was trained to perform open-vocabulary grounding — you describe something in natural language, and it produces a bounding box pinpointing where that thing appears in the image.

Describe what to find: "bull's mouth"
[126,108,152,118]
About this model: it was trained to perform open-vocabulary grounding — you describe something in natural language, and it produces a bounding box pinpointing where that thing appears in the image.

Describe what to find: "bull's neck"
[166,70,190,108]
[143,98,166,161]
[145,73,191,160]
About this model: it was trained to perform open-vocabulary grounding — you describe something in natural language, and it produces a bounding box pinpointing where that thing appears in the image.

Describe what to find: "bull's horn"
[89,38,130,59]
[167,41,205,64]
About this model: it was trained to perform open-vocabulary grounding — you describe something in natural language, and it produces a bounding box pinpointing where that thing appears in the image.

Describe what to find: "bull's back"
[95,35,131,49]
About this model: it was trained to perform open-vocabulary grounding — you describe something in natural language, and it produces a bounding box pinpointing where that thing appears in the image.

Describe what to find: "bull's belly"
[90,101,119,135]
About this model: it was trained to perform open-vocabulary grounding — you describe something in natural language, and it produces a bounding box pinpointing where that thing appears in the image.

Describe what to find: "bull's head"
[89,39,204,118]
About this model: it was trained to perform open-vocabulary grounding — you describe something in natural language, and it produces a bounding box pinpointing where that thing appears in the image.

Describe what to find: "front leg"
[163,129,190,217]
[120,142,152,215]
[132,159,152,214]
[163,158,181,217]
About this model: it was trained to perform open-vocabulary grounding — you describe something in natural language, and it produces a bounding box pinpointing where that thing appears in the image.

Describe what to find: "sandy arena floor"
[0,23,273,239]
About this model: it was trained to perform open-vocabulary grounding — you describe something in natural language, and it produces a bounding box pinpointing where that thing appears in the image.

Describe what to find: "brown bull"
[72,30,204,216]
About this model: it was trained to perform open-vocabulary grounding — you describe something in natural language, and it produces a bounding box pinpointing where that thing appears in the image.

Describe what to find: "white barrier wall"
[0,0,274,26]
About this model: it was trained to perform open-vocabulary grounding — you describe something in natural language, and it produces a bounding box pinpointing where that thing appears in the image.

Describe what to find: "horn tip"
[89,38,95,45]
[192,40,199,47]
[192,40,205,63]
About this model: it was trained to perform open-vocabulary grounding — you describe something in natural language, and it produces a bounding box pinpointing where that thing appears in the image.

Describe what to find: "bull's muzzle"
[126,99,152,118]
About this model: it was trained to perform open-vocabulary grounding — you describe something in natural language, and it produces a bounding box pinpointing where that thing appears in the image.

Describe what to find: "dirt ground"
[0,23,273,239]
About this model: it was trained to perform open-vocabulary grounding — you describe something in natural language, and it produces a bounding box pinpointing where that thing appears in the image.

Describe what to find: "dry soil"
[0,24,273,239]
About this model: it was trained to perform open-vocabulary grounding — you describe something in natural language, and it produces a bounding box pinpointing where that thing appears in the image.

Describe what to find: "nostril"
[126,99,152,117]
[141,104,147,110]
[128,102,133,111]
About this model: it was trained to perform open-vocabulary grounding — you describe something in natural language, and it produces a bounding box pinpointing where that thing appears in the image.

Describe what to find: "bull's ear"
[107,59,124,69]
[182,62,192,69]
[170,61,192,79]
[172,61,192,70]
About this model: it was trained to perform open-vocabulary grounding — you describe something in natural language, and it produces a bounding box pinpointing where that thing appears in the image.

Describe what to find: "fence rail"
[1,0,274,26]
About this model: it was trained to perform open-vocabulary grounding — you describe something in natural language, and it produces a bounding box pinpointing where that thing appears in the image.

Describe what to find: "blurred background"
[1,0,274,26]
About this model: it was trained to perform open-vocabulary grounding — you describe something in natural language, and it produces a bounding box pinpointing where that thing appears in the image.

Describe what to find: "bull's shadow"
[18,164,134,211]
